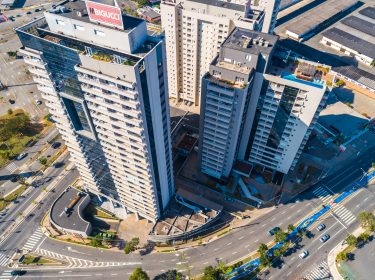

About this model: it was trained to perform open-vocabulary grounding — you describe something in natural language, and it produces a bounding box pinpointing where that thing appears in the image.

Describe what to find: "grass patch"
[0,185,27,211]
[21,254,59,265]
[0,109,44,168]
[85,203,119,220]
[217,228,232,237]
[41,146,66,171]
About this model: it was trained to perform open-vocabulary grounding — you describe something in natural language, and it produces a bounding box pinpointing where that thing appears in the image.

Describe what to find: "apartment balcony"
[77,74,136,99]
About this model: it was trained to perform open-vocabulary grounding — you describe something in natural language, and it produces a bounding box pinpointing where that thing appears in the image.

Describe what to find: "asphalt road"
[0,155,77,268]
[5,146,371,279]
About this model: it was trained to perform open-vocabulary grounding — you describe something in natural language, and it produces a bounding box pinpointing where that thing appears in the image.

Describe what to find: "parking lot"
[0,2,58,120]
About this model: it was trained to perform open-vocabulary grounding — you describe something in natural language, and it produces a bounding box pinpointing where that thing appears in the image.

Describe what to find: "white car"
[299,250,309,259]
[16,153,27,161]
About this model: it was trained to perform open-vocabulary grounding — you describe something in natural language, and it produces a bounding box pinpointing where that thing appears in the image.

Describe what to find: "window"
[56,19,65,25]
[94,30,105,37]
[74,24,84,31]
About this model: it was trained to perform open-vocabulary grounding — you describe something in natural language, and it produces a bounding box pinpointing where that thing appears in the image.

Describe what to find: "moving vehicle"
[299,250,309,259]
[268,226,281,236]
[11,270,26,276]
[16,153,27,160]
[317,224,326,231]
[8,99,15,104]
[320,234,330,243]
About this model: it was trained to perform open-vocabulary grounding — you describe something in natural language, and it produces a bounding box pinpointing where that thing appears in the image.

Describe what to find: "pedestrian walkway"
[332,204,356,226]
[0,254,11,267]
[0,270,12,279]
[35,248,141,268]
[313,186,332,204]
[304,260,330,280]
[5,162,18,174]
[22,228,43,251]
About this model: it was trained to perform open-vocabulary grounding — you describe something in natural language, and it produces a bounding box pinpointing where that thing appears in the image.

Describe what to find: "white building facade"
[161,0,269,107]
[247,73,328,174]
[16,0,174,222]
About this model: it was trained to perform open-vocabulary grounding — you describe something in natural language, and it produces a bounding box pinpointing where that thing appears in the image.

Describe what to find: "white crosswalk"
[313,186,333,204]
[0,254,11,267]
[35,248,140,268]
[22,228,44,251]
[304,261,330,280]
[0,270,12,280]
[5,162,18,174]
[332,204,356,226]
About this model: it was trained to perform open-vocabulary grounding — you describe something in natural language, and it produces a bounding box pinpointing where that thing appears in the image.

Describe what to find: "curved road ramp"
[50,186,92,238]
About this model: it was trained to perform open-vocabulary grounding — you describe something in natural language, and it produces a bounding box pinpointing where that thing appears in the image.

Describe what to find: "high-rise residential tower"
[247,65,328,174]
[198,28,278,179]
[161,0,267,107]
[16,0,174,222]
[250,0,281,33]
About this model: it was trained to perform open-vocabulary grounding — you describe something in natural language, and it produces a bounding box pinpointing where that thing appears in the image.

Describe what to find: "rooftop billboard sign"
[86,0,123,29]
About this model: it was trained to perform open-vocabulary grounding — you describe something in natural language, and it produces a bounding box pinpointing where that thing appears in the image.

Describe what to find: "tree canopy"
[129,268,149,280]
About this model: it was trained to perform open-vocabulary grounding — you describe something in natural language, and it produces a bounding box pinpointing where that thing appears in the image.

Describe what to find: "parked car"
[8,16,15,21]
[268,226,281,236]
[320,234,330,243]
[35,99,42,105]
[317,224,326,231]
[35,8,41,12]
[26,11,32,14]
[299,250,309,259]
[16,153,27,160]
[51,142,61,149]
[8,99,15,104]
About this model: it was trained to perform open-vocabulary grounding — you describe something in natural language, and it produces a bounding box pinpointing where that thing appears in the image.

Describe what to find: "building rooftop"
[319,101,369,137]
[222,28,278,55]
[332,65,375,90]
[341,16,375,37]
[359,6,375,19]
[49,0,144,32]
[50,187,91,235]
[188,0,245,12]
[322,27,375,59]
[284,0,358,36]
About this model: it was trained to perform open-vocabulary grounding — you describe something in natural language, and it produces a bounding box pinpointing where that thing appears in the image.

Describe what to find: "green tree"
[7,108,13,115]
[129,268,149,280]
[358,211,375,231]
[336,251,349,262]
[259,254,272,268]
[89,237,102,248]
[124,237,140,254]
[273,248,282,258]
[274,229,287,243]
[136,0,148,7]
[39,156,47,165]
[287,224,295,233]
[357,232,370,243]
[154,269,184,280]
[346,234,357,247]
[202,265,225,280]
[257,243,268,255]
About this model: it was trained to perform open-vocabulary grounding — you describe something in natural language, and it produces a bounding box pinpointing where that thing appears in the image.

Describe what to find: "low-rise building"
[321,6,375,67]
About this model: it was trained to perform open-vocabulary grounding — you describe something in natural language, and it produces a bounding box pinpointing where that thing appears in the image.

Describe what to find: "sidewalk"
[327,227,365,280]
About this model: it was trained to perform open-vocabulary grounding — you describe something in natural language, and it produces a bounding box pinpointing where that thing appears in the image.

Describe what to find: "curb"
[327,227,365,280]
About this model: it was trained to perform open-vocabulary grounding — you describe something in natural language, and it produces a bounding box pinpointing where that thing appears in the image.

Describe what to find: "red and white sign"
[85,1,123,29]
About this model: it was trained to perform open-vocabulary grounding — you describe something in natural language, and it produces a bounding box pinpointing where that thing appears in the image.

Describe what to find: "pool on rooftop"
[281,73,325,89]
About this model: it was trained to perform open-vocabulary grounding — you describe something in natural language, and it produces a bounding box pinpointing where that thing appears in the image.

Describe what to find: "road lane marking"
[238,236,244,240]
[317,227,344,250]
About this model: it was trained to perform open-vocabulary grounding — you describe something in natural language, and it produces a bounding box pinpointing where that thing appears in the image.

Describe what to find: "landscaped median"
[328,211,375,280]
